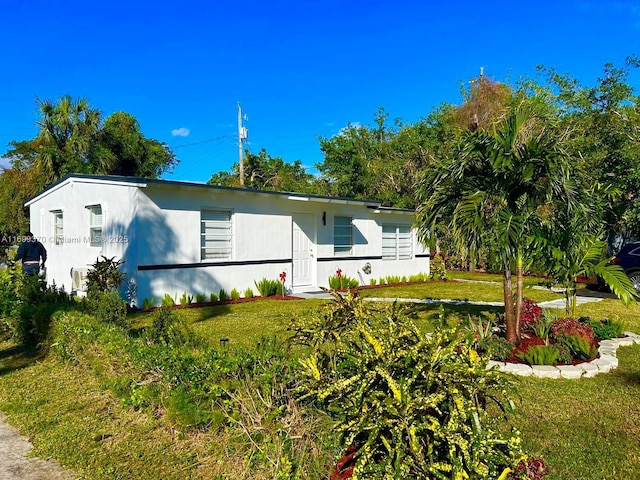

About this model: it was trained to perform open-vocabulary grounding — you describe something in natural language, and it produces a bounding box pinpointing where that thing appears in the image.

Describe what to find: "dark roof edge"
[26,173,388,207]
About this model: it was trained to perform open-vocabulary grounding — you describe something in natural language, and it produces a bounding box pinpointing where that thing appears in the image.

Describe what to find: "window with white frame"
[201,209,232,260]
[52,210,63,245]
[334,216,353,255]
[382,224,413,260]
[87,205,103,247]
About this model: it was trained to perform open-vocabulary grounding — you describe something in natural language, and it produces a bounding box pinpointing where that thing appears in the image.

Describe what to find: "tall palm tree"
[35,95,105,182]
[417,100,580,344]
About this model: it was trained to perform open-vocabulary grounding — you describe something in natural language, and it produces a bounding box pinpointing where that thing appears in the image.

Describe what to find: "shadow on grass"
[616,370,640,386]
[128,303,234,337]
[0,343,41,377]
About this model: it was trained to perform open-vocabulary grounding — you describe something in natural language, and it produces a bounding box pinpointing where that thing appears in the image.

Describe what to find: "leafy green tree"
[0,166,47,238]
[100,111,177,178]
[208,148,317,193]
[2,96,178,246]
[316,107,458,208]
[416,100,580,344]
[539,57,640,237]
[5,96,178,182]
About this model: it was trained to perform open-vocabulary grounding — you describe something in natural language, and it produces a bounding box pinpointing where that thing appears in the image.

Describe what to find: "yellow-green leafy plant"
[179,292,193,305]
[295,295,523,479]
[516,345,560,366]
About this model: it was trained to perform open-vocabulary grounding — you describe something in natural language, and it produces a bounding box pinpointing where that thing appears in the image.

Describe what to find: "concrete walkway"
[0,414,75,480]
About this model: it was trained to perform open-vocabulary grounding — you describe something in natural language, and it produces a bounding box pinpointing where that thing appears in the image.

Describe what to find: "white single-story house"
[25,174,430,306]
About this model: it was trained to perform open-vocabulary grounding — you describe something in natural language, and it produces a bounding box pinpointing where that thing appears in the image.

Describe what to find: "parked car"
[610,242,640,292]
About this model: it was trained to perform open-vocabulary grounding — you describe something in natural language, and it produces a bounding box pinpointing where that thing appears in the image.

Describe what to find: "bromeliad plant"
[296,294,523,479]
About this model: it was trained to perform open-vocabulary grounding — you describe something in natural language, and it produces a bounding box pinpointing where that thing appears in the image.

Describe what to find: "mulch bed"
[504,335,600,365]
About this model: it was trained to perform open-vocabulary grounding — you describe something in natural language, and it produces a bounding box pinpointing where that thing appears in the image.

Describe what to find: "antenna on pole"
[237,102,248,186]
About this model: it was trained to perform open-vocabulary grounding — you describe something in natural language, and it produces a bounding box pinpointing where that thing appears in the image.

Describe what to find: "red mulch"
[505,334,599,365]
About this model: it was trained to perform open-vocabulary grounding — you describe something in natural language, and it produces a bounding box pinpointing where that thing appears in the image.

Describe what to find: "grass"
[449,271,549,286]
[359,279,564,303]
[0,283,639,478]
[508,344,640,479]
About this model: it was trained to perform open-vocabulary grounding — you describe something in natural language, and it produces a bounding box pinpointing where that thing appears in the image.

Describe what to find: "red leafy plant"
[509,456,550,479]
[550,317,595,343]
[521,298,542,330]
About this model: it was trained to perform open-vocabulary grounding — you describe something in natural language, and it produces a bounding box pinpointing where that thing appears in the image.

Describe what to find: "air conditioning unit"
[72,268,89,293]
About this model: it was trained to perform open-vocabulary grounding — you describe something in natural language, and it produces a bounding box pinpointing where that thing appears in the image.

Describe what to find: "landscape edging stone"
[487,333,638,379]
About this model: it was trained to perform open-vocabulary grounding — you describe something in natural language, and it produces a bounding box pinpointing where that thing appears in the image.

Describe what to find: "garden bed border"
[488,332,640,379]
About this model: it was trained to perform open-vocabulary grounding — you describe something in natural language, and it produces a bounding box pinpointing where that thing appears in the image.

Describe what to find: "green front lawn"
[359,279,564,303]
[0,283,638,478]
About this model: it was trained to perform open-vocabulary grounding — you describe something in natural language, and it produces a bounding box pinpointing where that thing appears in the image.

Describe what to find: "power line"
[169,134,235,150]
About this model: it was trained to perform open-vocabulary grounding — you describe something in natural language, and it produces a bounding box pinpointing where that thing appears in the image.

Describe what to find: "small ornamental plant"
[297,295,525,479]
[521,298,542,330]
[279,271,287,296]
[550,317,595,343]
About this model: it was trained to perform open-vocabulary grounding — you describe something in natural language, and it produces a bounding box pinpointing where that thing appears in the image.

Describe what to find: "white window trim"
[334,216,353,256]
[86,204,103,248]
[201,208,233,261]
[51,210,64,245]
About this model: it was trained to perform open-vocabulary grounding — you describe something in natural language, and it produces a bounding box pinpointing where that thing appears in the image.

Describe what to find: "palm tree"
[416,100,580,344]
[35,95,105,182]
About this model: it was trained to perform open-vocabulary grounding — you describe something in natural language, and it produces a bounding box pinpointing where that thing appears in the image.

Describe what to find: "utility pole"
[237,102,248,187]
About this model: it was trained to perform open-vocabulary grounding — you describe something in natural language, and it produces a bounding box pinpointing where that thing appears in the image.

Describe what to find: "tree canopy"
[1,95,178,240]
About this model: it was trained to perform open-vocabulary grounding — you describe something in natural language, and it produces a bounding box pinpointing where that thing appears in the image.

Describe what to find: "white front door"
[292,213,315,288]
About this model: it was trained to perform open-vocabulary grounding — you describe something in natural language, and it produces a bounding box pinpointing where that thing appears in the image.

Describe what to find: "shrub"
[243,287,254,298]
[530,310,557,344]
[429,253,447,280]
[209,292,218,303]
[551,317,595,343]
[86,290,129,328]
[161,293,175,307]
[0,269,72,347]
[521,298,542,329]
[483,336,514,361]
[179,292,193,305]
[327,274,359,290]
[195,293,207,304]
[369,278,377,286]
[408,272,428,283]
[384,275,401,284]
[147,307,194,346]
[585,318,624,340]
[559,334,599,361]
[230,288,240,300]
[517,345,560,366]
[218,289,229,301]
[254,278,280,297]
[85,256,126,293]
[296,296,522,479]
[142,297,155,309]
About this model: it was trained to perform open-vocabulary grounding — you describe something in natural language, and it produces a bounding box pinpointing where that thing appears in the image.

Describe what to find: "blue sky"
[1,0,639,182]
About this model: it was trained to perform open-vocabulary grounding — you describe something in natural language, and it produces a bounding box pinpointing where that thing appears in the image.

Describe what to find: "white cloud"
[171,127,190,137]
[0,157,11,170]
[338,122,361,136]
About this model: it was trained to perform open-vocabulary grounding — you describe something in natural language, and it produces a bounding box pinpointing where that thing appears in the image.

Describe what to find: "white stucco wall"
[27,178,139,295]
[27,176,430,306]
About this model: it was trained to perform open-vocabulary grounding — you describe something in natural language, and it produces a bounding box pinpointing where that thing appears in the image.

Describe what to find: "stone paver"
[556,365,584,379]
[578,363,599,378]
[531,365,562,379]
